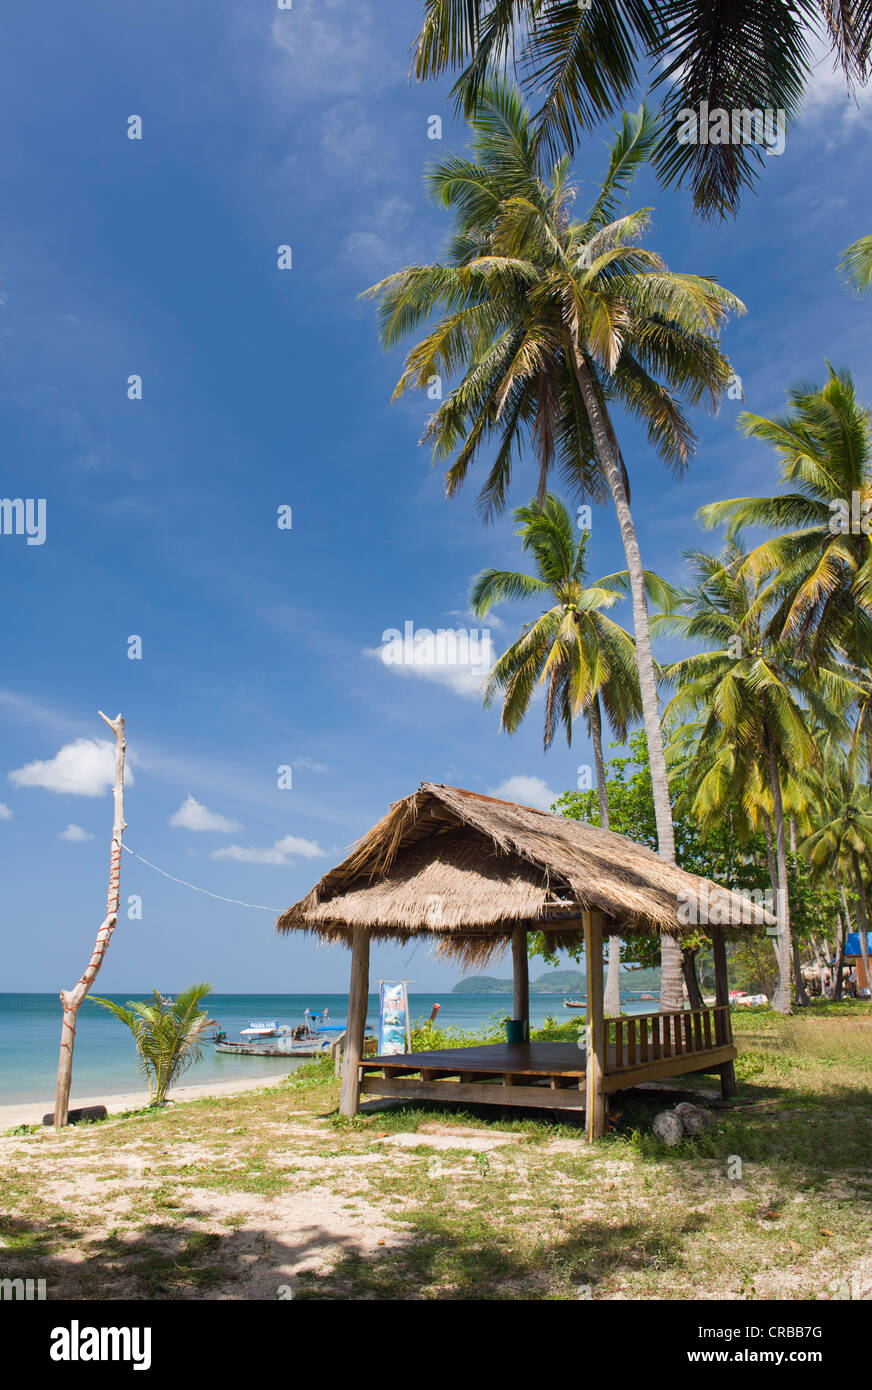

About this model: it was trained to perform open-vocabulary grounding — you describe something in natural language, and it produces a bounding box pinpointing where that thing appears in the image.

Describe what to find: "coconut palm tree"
[698,366,872,671]
[413,1,872,217]
[471,492,655,1012]
[801,753,872,1000]
[92,984,215,1106]
[661,545,854,1011]
[840,234,872,292]
[365,84,744,1009]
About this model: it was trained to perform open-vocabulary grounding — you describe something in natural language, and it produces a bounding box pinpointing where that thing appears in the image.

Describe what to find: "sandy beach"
[0,1072,291,1130]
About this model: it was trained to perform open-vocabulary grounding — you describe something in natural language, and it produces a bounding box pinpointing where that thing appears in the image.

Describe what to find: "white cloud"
[487,776,559,813]
[366,622,497,700]
[798,28,872,139]
[212,834,326,866]
[8,738,132,797]
[0,803,11,820]
[60,824,93,842]
[169,794,242,834]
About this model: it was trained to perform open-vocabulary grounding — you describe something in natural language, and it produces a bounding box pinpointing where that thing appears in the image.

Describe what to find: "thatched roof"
[276,783,774,966]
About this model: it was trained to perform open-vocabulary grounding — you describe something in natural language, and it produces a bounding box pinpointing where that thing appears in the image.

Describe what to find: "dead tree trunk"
[53,712,127,1128]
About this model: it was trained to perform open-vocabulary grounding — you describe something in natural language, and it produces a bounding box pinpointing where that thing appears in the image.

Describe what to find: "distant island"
[452,967,661,996]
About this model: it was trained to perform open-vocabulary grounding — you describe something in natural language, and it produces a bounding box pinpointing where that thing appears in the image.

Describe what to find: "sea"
[0,991,653,1108]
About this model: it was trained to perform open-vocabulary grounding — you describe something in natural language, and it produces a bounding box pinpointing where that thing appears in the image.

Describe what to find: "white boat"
[239,1020,282,1040]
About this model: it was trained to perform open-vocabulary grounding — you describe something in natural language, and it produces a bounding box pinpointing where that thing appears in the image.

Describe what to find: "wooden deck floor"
[359,1038,736,1110]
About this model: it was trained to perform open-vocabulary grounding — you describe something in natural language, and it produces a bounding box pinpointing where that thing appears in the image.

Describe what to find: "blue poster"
[379,981,409,1056]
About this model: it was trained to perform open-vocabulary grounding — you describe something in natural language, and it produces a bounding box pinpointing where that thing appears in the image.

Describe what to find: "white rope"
[122,844,283,913]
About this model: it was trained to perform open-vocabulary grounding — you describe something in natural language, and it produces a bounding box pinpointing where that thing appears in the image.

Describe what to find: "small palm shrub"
[91,983,215,1105]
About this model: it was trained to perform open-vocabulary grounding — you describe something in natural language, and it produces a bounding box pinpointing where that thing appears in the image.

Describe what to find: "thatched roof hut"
[278,784,771,1131]
[277,782,773,966]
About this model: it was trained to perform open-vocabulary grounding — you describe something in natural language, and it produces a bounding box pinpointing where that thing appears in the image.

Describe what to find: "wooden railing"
[604,1005,732,1074]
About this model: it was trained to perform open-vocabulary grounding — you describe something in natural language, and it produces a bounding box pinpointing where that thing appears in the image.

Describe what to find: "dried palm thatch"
[276,783,774,966]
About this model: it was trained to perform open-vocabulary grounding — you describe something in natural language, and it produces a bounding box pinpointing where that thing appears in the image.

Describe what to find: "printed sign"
[378,980,410,1056]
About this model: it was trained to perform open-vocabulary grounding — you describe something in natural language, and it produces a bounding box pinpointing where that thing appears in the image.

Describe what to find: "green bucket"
[505,1018,528,1044]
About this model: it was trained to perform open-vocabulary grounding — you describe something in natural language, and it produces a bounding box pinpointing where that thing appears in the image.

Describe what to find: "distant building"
[844,932,872,994]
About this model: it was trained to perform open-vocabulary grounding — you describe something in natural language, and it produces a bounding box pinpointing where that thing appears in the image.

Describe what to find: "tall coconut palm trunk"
[850,851,872,998]
[570,348,683,1009]
[838,890,855,999]
[591,694,622,1016]
[766,735,793,1013]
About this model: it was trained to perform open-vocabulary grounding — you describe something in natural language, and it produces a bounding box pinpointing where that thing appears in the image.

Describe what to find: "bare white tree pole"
[53,712,127,1129]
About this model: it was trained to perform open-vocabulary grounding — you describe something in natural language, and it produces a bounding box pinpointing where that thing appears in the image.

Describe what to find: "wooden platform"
[358,1007,737,1115]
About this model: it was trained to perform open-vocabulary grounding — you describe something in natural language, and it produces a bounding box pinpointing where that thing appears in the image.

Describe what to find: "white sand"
[0,1072,292,1130]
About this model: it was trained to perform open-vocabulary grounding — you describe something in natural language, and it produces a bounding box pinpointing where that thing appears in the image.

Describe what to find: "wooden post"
[584,909,606,1140]
[712,927,737,1098]
[54,712,126,1129]
[511,922,529,1040]
[339,927,370,1116]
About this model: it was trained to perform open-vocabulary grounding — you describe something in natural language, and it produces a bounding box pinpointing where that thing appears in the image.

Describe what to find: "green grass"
[1,1003,869,1300]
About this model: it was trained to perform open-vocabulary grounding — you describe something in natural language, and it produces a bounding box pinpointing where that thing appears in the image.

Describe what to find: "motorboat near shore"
[213,1010,374,1058]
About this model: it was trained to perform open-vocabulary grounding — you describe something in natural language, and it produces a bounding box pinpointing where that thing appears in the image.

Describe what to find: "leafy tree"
[660,544,854,1010]
[366,84,743,1009]
[413,0,872,217]
[91,984,215,1106]
[554,727,776,997]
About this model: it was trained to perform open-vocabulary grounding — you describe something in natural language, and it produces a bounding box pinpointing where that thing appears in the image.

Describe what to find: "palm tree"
[470,492,649,1013]
[92,984,215,1105]
[661,545,852,1011]
[840,234,872,292]
[698,367,872,671]
[801,754,872,1000]
[365,85,744,1009]
[413,1,872,217]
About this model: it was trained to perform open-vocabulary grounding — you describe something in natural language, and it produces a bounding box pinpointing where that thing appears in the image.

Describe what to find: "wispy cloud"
[0,803,11,820]
[293,757,332,776]
[212,834,326,866]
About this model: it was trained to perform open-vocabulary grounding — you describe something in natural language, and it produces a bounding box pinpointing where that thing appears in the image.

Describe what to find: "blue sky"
[2,1,871,992]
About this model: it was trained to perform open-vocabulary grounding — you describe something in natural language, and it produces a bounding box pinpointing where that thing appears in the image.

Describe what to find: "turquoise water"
[0,992,650,1107]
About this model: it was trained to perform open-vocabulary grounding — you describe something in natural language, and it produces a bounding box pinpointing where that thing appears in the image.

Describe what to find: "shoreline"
[0,1072,295,1130]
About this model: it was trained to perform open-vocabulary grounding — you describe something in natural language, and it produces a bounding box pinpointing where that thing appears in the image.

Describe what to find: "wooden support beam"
[584,909,606,1140]
[511,922,530,1039]
[712,927,737,1098]
[339,927,370,1117]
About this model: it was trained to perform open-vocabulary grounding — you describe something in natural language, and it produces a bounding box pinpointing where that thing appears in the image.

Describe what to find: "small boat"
[214,1013,374,1058]
[563,997,587,1009]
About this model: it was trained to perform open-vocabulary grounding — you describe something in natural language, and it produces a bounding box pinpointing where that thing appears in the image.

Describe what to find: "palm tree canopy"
[365,83,744,521]
[697,366,872,667]
[801,750,872,875]
[660,543,856,786]
[470,493,653,745]
[413,1,872,218]
[840,232,872,291]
